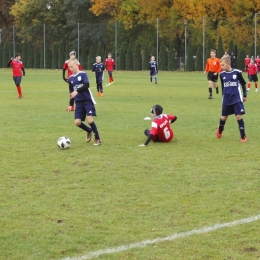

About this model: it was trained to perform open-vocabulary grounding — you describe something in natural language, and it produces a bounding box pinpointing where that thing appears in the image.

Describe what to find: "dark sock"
[100,83,103,93]
[155,77,157,83]
[209,88,212,95]
[144,129,150,137]
[89,122,100,140]
[219,119,226,133]
[237,119,246,138]
[78,122,92,133]
[97,84,99,92]
[150,77,152,82]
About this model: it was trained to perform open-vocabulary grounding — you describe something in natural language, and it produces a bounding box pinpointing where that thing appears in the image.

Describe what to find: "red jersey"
[104,58,115,71]
[10,59,24,76]
[255,58,260,67]
[248,63,258,75]
[150,114,176,142]
[244,57,250,66]
[63,60,83,78]
[204,58,221,73]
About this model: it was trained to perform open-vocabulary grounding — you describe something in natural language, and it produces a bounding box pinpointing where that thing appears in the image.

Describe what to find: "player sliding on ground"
[139,104,177,146]
[216,54,248,143]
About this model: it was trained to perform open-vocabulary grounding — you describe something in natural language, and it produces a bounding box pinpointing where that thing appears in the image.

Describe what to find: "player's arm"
[22,68,25,76]
[220,75,224,94]
[7,58,13,67]
[62,69,68,82]
[238,73,247,99]
[91,65,96,72]
[168,115,177,123]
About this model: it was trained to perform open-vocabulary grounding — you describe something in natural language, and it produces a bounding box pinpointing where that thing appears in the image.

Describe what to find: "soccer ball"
[57,136,71,149]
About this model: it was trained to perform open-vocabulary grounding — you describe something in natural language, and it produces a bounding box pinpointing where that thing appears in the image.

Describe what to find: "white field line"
[62,214,260,260]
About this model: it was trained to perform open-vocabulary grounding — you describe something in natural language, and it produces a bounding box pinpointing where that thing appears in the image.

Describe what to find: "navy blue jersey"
[92,62,105,82]
[149,61,158,73]
[220,69,247,106]
[68,71,96,104]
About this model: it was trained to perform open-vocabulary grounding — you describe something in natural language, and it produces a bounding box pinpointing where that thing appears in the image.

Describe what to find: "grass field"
[1,68,260,260]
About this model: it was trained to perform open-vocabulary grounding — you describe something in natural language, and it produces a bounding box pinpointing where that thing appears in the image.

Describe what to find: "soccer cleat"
[208,95,213,99]
[86,131,93,142]
[18,95,23,99]
[155,82,157,84]
[97,92,101,96]
[110,81,114,84]
[247,88,250,92]
[93,139,101,146]
[240,136,248,143]
[256,88,259,93]
[216,128,222,138]
[216,87,219,94]
[100,93,104,96]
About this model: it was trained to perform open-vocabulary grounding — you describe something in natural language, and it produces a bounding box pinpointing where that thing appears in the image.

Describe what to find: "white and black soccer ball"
[57,136,71,149]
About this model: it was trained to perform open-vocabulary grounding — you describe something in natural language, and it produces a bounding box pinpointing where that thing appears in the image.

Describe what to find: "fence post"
[13,25,15,56]
[115,20,117,70]
[44,24,46,69]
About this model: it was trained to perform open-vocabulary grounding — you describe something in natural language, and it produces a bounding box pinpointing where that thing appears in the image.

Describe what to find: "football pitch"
[1,68,260,259]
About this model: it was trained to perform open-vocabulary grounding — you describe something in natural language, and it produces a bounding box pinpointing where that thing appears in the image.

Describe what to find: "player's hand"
[10,57,13,60]
[67,106,73,112]
[138,144,146,147]
[243,97,247,102]
[63,77,68,83]
[70,91,78,99]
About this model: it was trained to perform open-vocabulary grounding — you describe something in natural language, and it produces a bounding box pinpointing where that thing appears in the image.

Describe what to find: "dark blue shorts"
[248,74,258,82]
[222,103,245,116]
[150,70,157,77]
[75,101,97,121]
[13,76,22,86]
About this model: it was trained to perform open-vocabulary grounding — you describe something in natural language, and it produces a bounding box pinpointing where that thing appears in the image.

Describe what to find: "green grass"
[1,68,260,260]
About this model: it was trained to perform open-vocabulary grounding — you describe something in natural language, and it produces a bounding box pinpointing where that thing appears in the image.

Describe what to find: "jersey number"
[163,127,171,139]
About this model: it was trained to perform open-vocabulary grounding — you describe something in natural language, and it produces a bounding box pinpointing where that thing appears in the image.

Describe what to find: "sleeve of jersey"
[238,73,247,97]
[220,74,224,94]
[204,61,208,72]
[217,60,222,73]
[63,63,68,70]
[167,114,177,123]
[91,65,96,72]
[79,64,83,71]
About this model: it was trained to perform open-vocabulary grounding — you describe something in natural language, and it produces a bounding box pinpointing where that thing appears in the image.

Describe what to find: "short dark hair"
[15,53,21,58]
[151,104,163,116]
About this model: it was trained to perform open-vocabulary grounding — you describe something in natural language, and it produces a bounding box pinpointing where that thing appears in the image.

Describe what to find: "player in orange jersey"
[204,49,222,99]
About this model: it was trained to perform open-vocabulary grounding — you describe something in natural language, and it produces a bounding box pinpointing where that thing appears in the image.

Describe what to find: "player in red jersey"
[255,55,260,70]
[104,53,115,84]
[62,51,83,111]
[139,104,177,146]
[244,55,250,72]
[7,53,25,99]
[247,58,258,93]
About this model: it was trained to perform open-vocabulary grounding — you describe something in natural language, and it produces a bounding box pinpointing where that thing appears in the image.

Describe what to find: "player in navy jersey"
[92,56,105,96]
[139,105,177,146]
[216,54,248,143]
[68,58,101,146]
[148,56,158,84]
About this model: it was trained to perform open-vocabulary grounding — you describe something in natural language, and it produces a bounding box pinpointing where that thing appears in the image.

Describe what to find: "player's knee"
[16,83,20,87]
[87,117,94,125]
[74,119,81,126]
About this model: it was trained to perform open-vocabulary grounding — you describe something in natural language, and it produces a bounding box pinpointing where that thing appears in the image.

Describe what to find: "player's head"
[108,53,112,58]
[96,56,101,63]
[151,104,163,116]
[231,52,234,55]
[15,53,21,60]
[68,58,79,74]
[69,50,76,58]
[250,58,255,64]
[220,54,231,71]
[210,49,216,58]
[151,56,155,61]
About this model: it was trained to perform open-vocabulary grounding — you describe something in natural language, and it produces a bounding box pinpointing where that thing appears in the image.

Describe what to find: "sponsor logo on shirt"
[224,81,238,87]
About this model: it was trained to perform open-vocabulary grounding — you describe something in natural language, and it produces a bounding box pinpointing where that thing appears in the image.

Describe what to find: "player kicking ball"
[68,58,101,146]
[216,54,248,143]
[139,105,177,146]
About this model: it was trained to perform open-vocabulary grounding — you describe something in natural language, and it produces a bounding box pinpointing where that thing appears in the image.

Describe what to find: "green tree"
[186,42,195,71]
[168,42,176,71]
[118,42,127,70]
[142,45,150,71]
[27,45,34,68]
[46,47,52,69]
[238,48,246,71]
[133,44,142,70]
[2,43,9,67]
[88,45,96,70]
[58,41,66,69]
[126,44,133,70]
[217,35,224,57]
[228,39,235,54]
[159,43,167,71]
[33,47,40,68]
[195,46,203,71]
